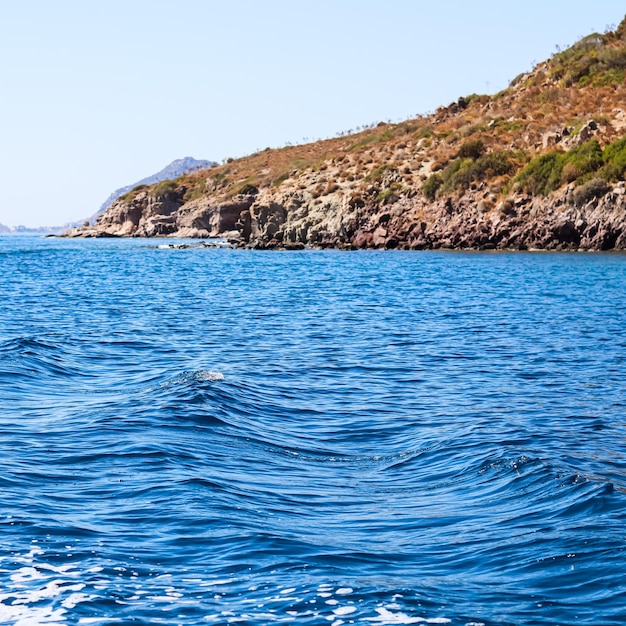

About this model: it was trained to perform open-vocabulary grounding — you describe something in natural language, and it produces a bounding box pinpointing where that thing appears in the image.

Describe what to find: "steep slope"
[66,18,626,250]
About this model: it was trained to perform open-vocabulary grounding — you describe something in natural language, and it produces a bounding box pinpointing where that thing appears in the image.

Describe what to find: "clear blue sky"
[1,0,624,227]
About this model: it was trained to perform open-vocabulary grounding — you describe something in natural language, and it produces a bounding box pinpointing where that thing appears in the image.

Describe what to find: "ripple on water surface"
[1,237,626,625]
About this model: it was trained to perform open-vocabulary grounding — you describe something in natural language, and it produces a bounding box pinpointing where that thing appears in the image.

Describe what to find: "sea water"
[1,235,626,625]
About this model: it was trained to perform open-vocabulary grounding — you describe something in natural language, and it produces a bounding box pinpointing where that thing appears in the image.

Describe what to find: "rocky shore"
[64,177,626,251]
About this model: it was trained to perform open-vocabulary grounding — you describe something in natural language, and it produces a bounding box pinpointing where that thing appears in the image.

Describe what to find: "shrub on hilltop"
[149,180,178,198]
[550,17,626,87]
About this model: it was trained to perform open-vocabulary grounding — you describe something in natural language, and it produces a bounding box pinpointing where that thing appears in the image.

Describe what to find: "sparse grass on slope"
[132,16,626,209]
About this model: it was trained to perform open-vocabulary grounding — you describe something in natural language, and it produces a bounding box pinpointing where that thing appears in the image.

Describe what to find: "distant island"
[0,223,65,236]
[66,17,626,250]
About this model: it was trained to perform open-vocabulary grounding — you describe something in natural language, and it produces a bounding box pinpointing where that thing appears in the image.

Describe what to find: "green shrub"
[589,67,625,86]
[415,126,433,140]
[494,118,525,132]
[458,139,486,160]
[230,176,258,196]
[516,140,603,195]
[463,93,490,106]
[515,151,563,195]
[550,31,626,86]
[573,178,610,206]
[561,161,583,183]
[365,164,395,182]
[442,158,474,190]
[439,151,517,194]
[422,149,519,199]
[149,180,178,198]
[472,151,518,178]
[563,139,603,181]
[376,183,402,205]
[423,173,443,200]
[120,184,148,203]
[515,135,626,196]
[601,136,626,180]
[183,180,207,202]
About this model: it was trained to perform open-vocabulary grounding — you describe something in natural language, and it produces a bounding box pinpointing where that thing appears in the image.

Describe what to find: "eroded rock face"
[64,180,626,251]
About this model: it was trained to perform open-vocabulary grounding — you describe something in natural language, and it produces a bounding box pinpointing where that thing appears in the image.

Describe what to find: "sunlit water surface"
[1,236,626,625]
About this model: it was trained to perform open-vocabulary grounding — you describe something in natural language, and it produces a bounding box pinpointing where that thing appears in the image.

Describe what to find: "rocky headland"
[89,157,217,226]
[65,18,626,251]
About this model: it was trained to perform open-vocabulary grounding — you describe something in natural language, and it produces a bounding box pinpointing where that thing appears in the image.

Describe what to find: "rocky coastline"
[64,17,626,251]
[64,178,626,251]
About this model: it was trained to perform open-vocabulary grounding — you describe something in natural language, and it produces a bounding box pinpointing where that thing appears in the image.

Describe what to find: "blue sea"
[1,236,626,626]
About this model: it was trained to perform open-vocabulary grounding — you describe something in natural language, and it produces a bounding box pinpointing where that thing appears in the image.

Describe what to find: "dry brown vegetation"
[154,17,626,209]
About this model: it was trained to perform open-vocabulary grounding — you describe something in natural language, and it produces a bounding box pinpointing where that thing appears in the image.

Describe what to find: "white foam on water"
[333,605,356,615]
[9,581,86,605]
[153,369,225,392]
[194,370,225,382]
[0,603,67,626]
[335,587,353,595]
[365,607,452,624]
[2,552,454,626]
[10,567,46,584]
[0,548,95,626]
[61,592,92,609]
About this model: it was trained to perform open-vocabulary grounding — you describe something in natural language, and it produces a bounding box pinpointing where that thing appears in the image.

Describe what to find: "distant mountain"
[91,157,216,224]
[0,223,10,234]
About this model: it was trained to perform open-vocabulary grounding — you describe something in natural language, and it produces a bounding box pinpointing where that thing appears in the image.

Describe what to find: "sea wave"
[2,239,626,624]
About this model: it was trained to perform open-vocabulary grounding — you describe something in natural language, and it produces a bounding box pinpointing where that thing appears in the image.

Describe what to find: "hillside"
[66,17,626,250]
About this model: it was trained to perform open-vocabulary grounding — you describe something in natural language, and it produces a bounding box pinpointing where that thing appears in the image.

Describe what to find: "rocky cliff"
[91,157,216,224]
[65,18,626,251]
